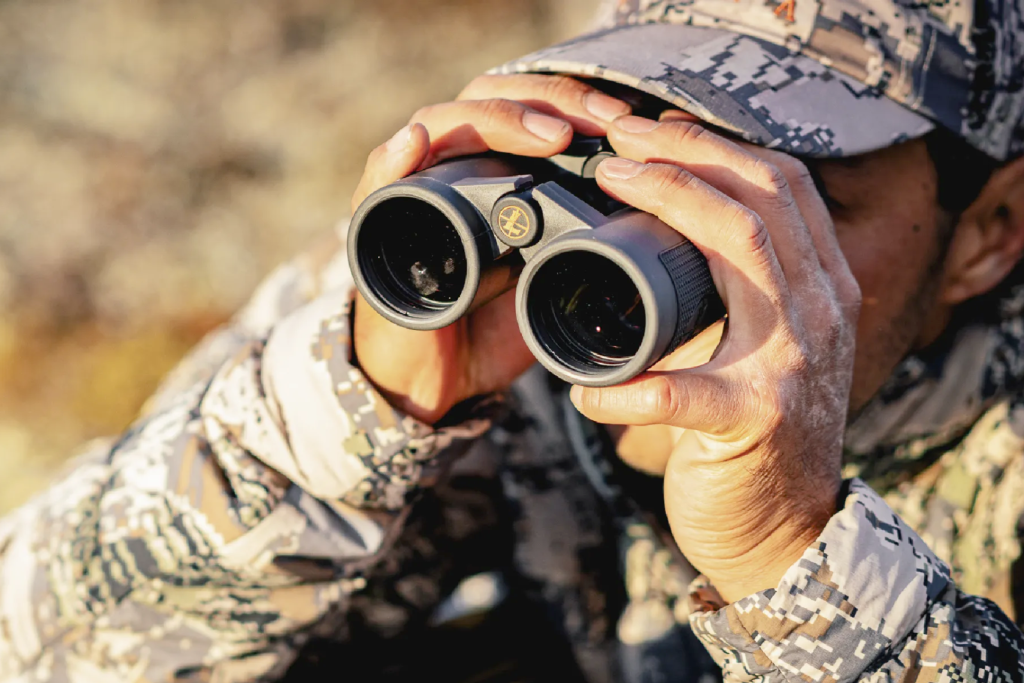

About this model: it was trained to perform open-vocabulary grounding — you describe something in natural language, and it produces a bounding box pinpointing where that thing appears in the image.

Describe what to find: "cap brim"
[493,23,933,158]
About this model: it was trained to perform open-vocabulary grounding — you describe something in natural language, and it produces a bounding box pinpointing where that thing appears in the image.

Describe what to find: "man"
[2,0,1024,680]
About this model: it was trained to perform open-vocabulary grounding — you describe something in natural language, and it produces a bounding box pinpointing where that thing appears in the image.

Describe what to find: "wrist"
[350,295,459,425]
[702,479,841,603]
[705,516,830,603]
[365,371,466,427]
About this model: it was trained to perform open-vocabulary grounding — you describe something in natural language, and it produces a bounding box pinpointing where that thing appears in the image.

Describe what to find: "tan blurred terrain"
[0,0,596,513]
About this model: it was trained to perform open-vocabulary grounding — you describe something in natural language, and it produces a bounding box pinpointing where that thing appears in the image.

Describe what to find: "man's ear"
[941,155,1024,305]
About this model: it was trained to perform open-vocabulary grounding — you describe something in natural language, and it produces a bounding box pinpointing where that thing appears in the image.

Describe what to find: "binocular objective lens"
[360,198,468,309]
[529,251,646,369]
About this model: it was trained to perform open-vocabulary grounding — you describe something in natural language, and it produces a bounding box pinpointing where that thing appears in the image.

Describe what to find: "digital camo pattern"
[496,0,1024,160]
[0,229,491,682]
[838,285,1024,609]
[494,23,933,158]
[690,480,1024,681]
[2,225,1024,682]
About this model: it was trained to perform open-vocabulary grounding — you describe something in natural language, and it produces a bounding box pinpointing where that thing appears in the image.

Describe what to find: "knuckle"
[668,120,710,148]
[775,335,812,378]
[723,204,771,254]
[759,158,816,218]
[648,163,697,197]
[744,157,789,194]
[747,158,801,216]
[537,74,589,106]
[644,375,684,422]
[776,156,814,190]
[745,158,797,201]
[476,97,524,129]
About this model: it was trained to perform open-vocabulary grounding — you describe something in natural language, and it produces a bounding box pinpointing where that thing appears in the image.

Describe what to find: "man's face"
[811,138,950,415]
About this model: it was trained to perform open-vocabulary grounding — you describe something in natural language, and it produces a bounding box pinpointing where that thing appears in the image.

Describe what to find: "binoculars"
[348,137,724,387]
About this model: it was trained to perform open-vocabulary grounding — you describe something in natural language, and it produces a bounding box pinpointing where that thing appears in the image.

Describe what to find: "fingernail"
[570,385,585,407]
[386,125,412,153]
[584,92,631,122]
[660,110,701,123]
[523,112,571,142]
[615,115,660,134]
[599,157,644,180]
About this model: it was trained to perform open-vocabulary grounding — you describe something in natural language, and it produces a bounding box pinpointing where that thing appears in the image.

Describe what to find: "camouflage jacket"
[1,225,1023,683]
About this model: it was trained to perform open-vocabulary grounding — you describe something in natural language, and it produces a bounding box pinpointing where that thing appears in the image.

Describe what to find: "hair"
[924,126,999,219]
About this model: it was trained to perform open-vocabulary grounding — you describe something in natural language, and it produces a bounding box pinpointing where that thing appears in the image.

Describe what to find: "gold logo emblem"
[498,205,530,241]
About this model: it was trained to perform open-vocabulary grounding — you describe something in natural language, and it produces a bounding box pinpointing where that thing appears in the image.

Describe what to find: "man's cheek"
[835,222,910,398]
[835,217,924,313]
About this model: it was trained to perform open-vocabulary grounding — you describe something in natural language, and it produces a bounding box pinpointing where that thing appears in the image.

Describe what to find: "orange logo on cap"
[773,0,796,22]
[498,205,530,240]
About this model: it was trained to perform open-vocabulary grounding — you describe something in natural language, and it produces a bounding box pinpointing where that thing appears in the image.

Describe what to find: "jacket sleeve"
[687,478,1024,682]
[0,229,492,682]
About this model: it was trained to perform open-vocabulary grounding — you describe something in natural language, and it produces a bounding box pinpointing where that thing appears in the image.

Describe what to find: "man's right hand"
[350,75,632,424]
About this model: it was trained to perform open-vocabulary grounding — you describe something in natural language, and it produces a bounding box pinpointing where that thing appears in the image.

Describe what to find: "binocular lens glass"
[360,198,468,310]
[529,251,646,369]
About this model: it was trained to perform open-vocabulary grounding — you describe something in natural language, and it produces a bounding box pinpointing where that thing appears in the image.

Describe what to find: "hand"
[351,75,632,424]
[570,115,861,602]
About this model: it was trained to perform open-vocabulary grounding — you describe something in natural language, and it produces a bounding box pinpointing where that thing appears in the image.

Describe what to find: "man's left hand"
[574,114,861,602]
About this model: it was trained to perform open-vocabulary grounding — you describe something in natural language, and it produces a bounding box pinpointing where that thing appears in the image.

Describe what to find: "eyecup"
[348,176,493,331]
[517,212,720,387]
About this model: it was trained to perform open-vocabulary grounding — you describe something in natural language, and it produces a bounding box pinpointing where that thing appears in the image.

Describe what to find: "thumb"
[569,370,741,434]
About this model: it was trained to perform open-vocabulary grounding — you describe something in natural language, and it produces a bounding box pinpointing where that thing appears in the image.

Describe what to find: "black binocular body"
[347,137,724,387]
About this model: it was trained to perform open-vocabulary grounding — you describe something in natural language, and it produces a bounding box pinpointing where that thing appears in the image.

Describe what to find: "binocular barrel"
[347,139,724,387]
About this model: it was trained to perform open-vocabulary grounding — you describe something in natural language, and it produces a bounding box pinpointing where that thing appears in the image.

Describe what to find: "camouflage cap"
[493,0,1024,160]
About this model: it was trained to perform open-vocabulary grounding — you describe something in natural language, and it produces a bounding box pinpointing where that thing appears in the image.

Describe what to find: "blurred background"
[0,0,597,513]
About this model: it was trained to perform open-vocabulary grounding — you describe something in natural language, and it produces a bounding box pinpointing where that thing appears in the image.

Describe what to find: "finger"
[740,144,862,313]
[595,158,790,332]
[607,118,821,290]
[458,74,631,136]
[650,319,725,372]
[410,98,573,168]
[570,369,744,435]
[351,123,430,211]
[612,423,676,476]
[658,109,701,123]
